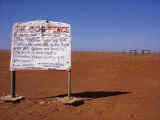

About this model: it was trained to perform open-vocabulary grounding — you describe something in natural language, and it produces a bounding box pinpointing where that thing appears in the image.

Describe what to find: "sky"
[0,0,160,51]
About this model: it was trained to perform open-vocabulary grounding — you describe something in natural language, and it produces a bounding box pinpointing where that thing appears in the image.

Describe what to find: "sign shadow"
[57,91,130,99]
[56,91,130,106]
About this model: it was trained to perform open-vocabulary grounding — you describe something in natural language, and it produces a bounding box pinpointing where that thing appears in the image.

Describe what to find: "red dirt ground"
[0,50,160,120]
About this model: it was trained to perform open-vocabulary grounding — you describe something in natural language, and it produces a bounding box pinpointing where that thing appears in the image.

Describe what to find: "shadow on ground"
[56,91,130,106]
[42,91,130,106]
[57,91,130,99]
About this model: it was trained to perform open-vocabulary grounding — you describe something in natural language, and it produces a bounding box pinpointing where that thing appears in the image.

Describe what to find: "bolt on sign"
[10,20,71,71]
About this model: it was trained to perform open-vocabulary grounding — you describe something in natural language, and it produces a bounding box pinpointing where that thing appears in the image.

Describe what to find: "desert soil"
[0,50,160,120]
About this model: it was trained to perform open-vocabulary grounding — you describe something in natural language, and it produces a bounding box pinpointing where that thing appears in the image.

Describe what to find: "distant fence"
[127,49,152,55]
[128,50,137,55]
[141,49,151,55]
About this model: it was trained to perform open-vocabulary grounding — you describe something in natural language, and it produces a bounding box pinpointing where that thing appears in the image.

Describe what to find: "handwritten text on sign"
[10,20,71,70]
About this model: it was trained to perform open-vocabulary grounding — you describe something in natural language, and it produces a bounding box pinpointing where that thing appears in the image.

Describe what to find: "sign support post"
[68,69,71,98]
[0,70,24,102]
[11,71,16,97]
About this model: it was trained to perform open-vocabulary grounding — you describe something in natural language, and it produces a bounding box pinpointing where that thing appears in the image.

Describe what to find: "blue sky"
[0,0,160,51]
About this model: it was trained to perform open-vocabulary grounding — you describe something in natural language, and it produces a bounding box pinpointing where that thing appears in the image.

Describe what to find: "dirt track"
[0,50,160,120]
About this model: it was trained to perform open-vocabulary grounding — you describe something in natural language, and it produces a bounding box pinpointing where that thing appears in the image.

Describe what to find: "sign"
[10,20,71,71]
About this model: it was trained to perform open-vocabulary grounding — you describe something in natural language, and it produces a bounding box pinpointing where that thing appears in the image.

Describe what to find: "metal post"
[11,71,16,97]
[68,70,71,98]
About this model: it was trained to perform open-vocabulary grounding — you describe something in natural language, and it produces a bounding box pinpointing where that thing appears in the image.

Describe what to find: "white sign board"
[10,20,71,71]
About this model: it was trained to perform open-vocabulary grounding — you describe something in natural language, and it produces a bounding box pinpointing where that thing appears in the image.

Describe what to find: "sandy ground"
[0,50,160,120]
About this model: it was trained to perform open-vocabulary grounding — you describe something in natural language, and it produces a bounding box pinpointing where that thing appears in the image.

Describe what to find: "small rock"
[39,101,45,104]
